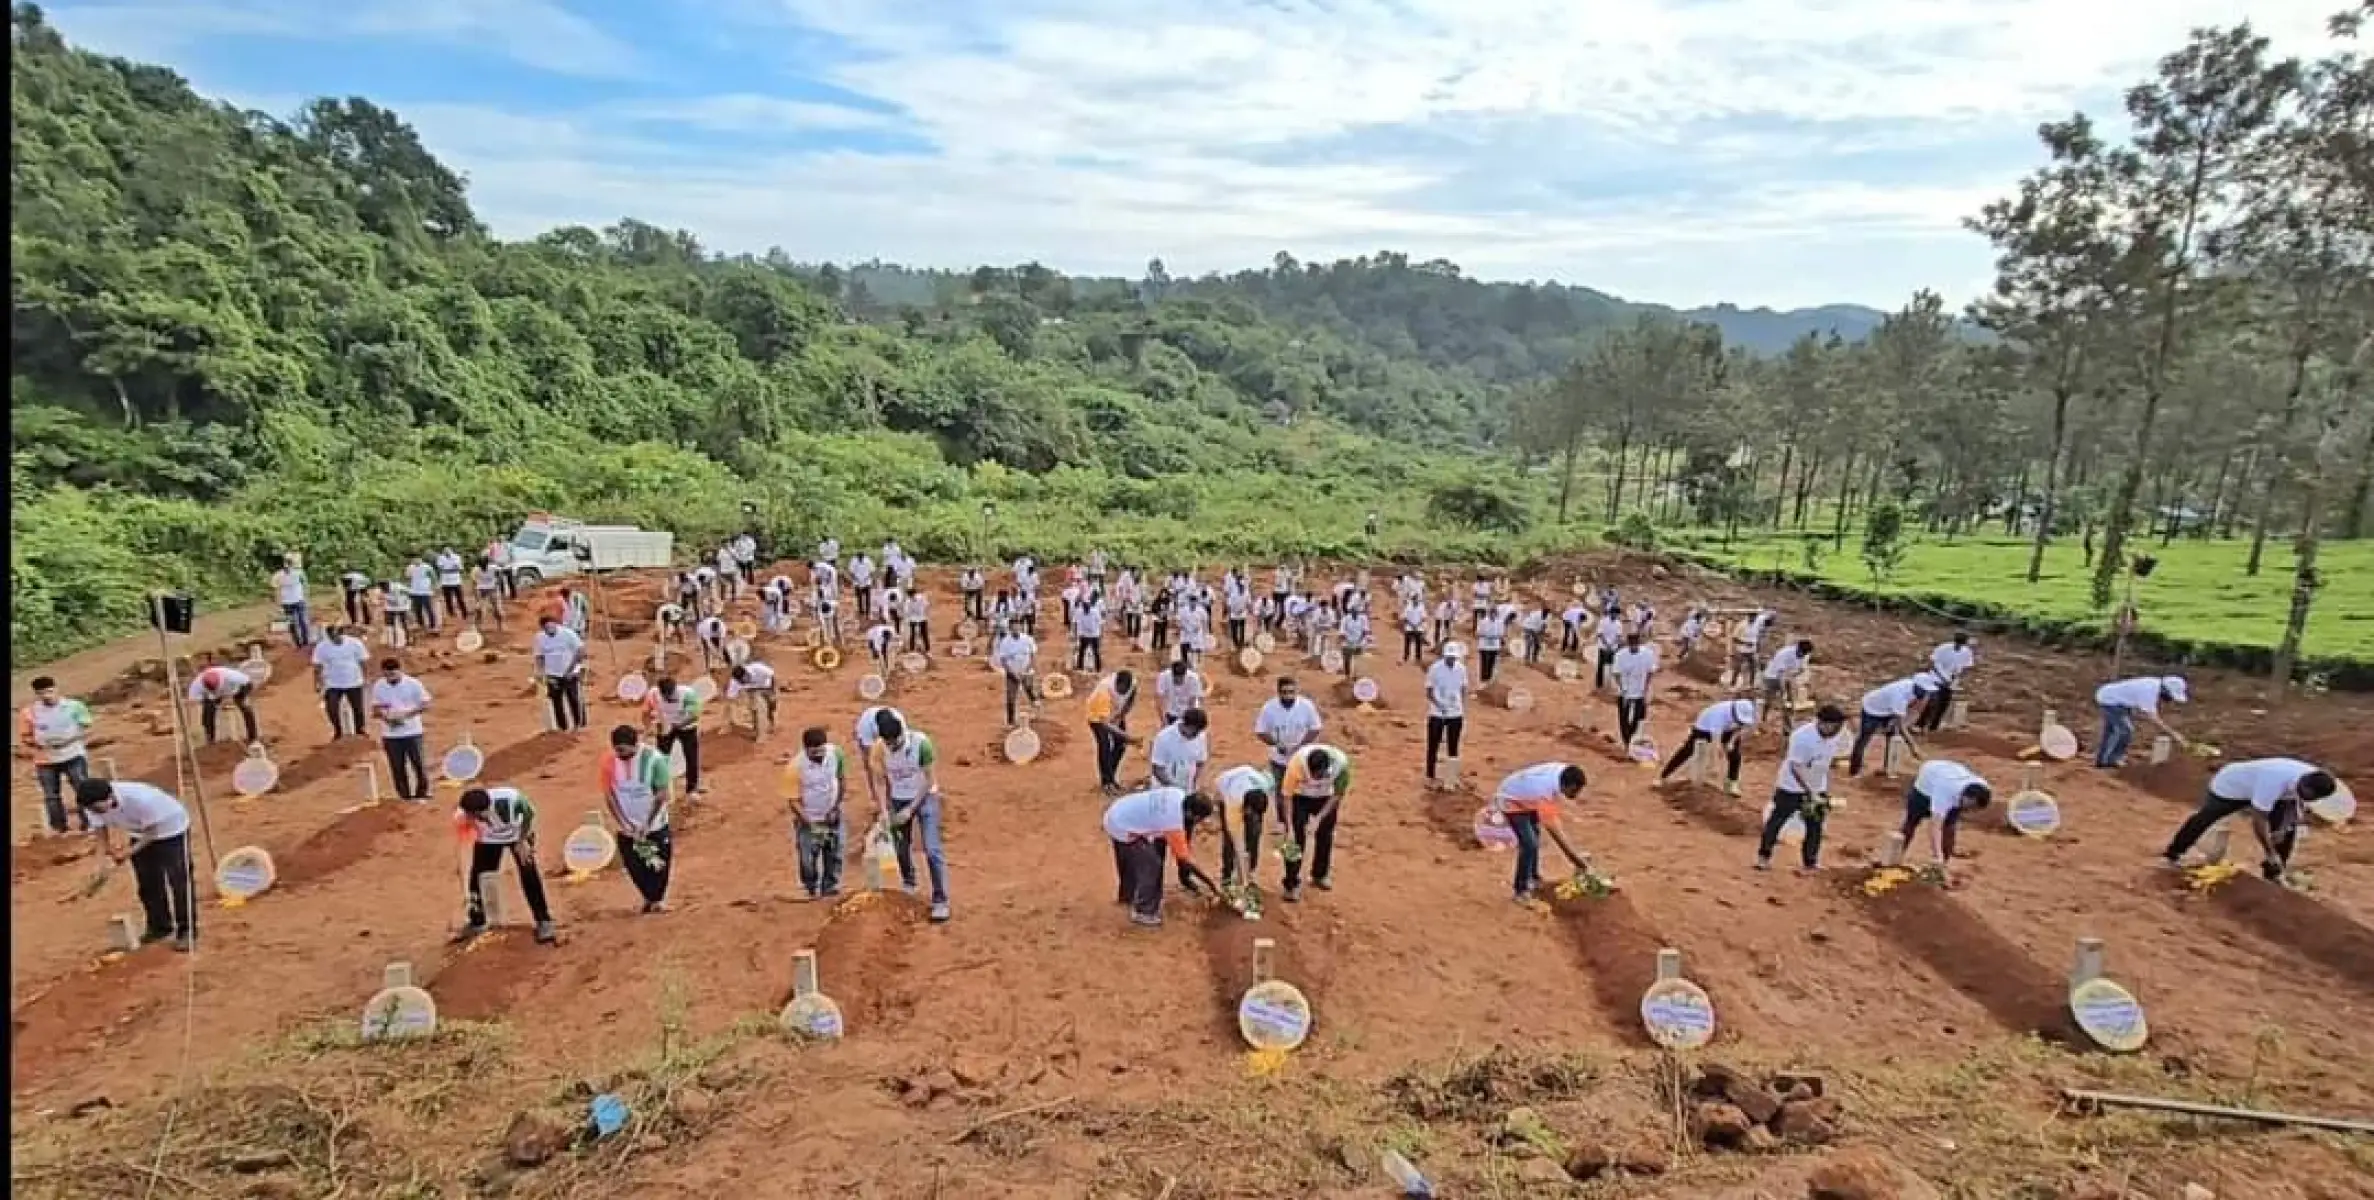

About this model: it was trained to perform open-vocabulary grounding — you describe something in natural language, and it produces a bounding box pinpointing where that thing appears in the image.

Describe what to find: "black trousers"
[2165,793,2298,874]
[343,588,369,625]
[1757,789,1825,868]
[1092,723,1128,787]
[1847,712,1897,775]
[1523,632,1543,663]
[1227,617,1247,649]
[1075,636,1102,671]
[1152,619,1170,650]
[1595,646,1617,689]
[544,676,586,730]
[1221,794,1269,883]
[499,567,518,598]
[1898,788,1963,862]
[1919,683,1954,732]
[324,686,365,737]
[1660,729,1741,783]
[1616,696,1648,747]
[1426,716,1465,777]
[1480,649,1500,682]
[411,591,440,630]
[1281,795,1337,889]
[201,688,259,744]
[963,590,984,619]
[383,734,429,800]
[441,583,467,617]
[907,621,930,652]
[132,832,195,938]
[1402,629,1425,662]
[467,840,553,925]
[855,584,873,618]
[1114,837,1170,918]
[617,828,674,903]
[657,727,701,793]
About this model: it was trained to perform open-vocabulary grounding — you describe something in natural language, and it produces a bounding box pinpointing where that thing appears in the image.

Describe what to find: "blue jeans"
[2096,705,2135,767]
[36,756,91,833]
[796,818,842,895]
[890,793,948,904]
[283,601,313,647]
[1507,810,1543,897]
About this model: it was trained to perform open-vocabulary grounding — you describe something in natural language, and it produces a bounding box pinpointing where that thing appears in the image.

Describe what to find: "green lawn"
[1665,530,2374,672]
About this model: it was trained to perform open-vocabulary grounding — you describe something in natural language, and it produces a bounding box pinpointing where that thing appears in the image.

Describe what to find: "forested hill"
[821,260,1888,378]
[7,5,1562,665]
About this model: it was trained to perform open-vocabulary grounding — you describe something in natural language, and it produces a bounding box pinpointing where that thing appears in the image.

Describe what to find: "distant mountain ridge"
[1668,302,1888,353]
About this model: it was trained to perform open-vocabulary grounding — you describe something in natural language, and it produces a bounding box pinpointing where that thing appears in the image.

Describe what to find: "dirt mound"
[1844,872,2078,1043]
[1200,903,1331,1041]
[10,946,184,1093]
[1657,781,1764,838]
[429,927,563,1020]
[276,802,417,890]
[1547,890,1682,1043]
[275,737,374,793]
[2124,756,2211,805]
[810,891,926,1034]
[477,731,578,784]
[2192,875,2374,991]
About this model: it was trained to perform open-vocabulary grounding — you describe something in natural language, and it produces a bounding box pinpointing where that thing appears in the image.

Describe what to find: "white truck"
[505,514,674,583]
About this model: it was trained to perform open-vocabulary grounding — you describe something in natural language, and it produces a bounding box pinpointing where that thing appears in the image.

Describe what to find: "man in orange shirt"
[1494,762,1594,902]
[1101,785,1220,927]
[1084,670,1140,794]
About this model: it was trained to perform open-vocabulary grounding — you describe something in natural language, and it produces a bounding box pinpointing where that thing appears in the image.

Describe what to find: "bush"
[1426,476,1532,534]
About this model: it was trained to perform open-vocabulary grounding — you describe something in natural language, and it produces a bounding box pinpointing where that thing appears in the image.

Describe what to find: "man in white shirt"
[1611,631,1660,750]
[1148,708,1211,793]
[76,779,196,950]
[1899,759,1993,880]
[993,624,1041,728]
[1494,763,1594,902]
[1073,591,1106,671]
[21,676,95,834]
[271,553,314,647]
[533,615,588,732]
[453,785,558,944]
[1424,643,1469,785]
[1919,632,1976,733]
[2162,758,2336,880]
[866,620,897,677]
[849,553,877,622]
[1103,785,1221,926]
[728,660,778,737]
[1254,675,1325,788]
[1759,639,1814,730]
[2093,675,2189,769]
[903,589,932,654]
[1399,597,1428,664]
[1847,674,1936,777]
[874,713,952,922]
[1156,657,1206,725]
[1592,611,1625,690]
[1212,763,1273,886]
[187,665,259,746]
[370,658,434,802]
[960,567,987,621]
[1661,698,1758,795]
[784,727,850,898]
[1729,608,1774,687]
[1756,704,1848,873]
[405,557,440,632]
[435,547,468,622]
[1475,610,1509,684]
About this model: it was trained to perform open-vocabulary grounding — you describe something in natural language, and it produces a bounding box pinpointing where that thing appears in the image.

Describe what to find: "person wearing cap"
[1424,641,1470,786]
[1148,708,1211,793]
[2161,758,2336,880]
[1494,762,1594,902]
[642,676,705,796]
[873,713,952,922]
[1919,632,1976,733]
[1847,672,1936,777]
[21,676,95,835]
[76,778,196,950]
[533,613,588,732]
[782,726,850,898]
[1758,639,1814,731]
[1085,670,1141,794]
[2093,675,2190,769]
[1757,703,1848,873]
[187,664,259,746]
[452,785,557,944]
[370,657,434,802]
[728,660,778,736]
[1899,759,1993,881]
[1661,697,1757,795]
[1275,743,1353,901]
[601,725,676,912]
[1104,785,1221,927]
[1611,630,1660,750]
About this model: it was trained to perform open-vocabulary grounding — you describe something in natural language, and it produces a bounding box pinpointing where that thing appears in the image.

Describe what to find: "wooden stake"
[1251,937,1275,984]
[2069,938,2105,990]
[384,962,415,989]
[792,949,819,999]
[1655,948,1683,981]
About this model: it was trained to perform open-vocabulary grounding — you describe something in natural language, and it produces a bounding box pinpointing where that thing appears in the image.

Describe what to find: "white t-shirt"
[274,567,308,605]
[94,781,191,841]
[993,633,1036,675]
[1148,723,1210,791]
[1216,765,1270,809]
[1476,615,1507,652]
[1613,646,1659,699]
[436,552,464,585]
[850,557,875,586]
[534,626,586,678]
[311,637,370,690]
[791,746,844,822]
[1693,698,1757,736]
[728,662,777,696]
[1780,721,1845,796]
[188,667,252,701]
[2209,758,2323,813]
[1496,762,1572,805]
[1103,786,1190,842]
[1075,603,1105,638]
[1401,602,1426,631]
[1930,642,1975,684]
[1254,696,1323,765]
[904,593,928,622]
[370,675,432,739]
[1156,669,1206,719]
[1913,759,1986,815]
[853,705,907,751]
[697,616,726,643]
[868,624,896,657]
[403,562,432,594]
[1762,644,1807,682]
[2095,676,2172,714]
[1595,616,1624,650]
[1425,660,1469,719]
[23,699,92,765]
[1861,676,1927,720]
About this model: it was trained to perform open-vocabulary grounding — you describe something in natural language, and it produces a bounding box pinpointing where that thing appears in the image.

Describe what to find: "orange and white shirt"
[1495,762,1576,822]
[1102,786,1196,860]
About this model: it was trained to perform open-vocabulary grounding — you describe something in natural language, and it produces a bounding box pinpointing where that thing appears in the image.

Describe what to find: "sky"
[42,0,2347,311]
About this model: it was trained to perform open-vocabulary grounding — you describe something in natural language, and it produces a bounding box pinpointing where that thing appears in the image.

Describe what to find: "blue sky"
[42,0,2340,310]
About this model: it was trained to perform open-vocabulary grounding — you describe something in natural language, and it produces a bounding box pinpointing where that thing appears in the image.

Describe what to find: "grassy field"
[1665,529,2374,674]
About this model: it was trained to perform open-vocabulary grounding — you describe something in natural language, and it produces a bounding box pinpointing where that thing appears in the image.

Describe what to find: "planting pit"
[1657,781,1765,838]
[1843,872,2079,1043]
[808,891,927,1035]
[2188,875,2374,992]
[1200,903,1331,1042]
[476,731,578,784]
[1544,889,1710,1043]
[275,803,416,890]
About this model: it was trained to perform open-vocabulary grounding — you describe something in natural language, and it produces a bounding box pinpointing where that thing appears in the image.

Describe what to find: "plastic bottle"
[1379,1148,1435,1198]
[863,824,898,891]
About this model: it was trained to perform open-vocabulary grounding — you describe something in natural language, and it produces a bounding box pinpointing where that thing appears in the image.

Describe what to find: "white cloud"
[45,0,642,79]
[602,95,902,134]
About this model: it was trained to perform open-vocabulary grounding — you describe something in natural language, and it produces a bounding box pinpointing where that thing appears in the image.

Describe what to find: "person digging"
[1494,762,1595,903]
[452,786,558,944]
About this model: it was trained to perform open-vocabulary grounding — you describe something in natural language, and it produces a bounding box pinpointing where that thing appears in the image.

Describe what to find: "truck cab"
[507,515,674,583]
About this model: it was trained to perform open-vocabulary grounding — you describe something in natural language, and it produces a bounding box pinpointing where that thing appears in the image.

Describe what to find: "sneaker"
[1129,912,1163,928]
[823,885,844,897]
[1282,885,1302,903]
[1725,781,1742,797]
[1312,877,1333,892]
[641,900,669,914]
[450,923,488,944]
[533,921,558,945]
[1753,858,1771,872]
[171,935,193,953]
[928,901,951,923]
[2158,856,2183,870]
[140,928,173,946]
[1797,864,1822,876]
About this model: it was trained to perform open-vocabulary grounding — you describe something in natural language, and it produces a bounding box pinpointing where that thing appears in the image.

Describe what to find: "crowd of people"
[18,538,2342,952]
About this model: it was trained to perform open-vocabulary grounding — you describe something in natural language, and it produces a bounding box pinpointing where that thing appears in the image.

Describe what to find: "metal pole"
[153,594,220,871]
[2061,1089,2374,1135]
